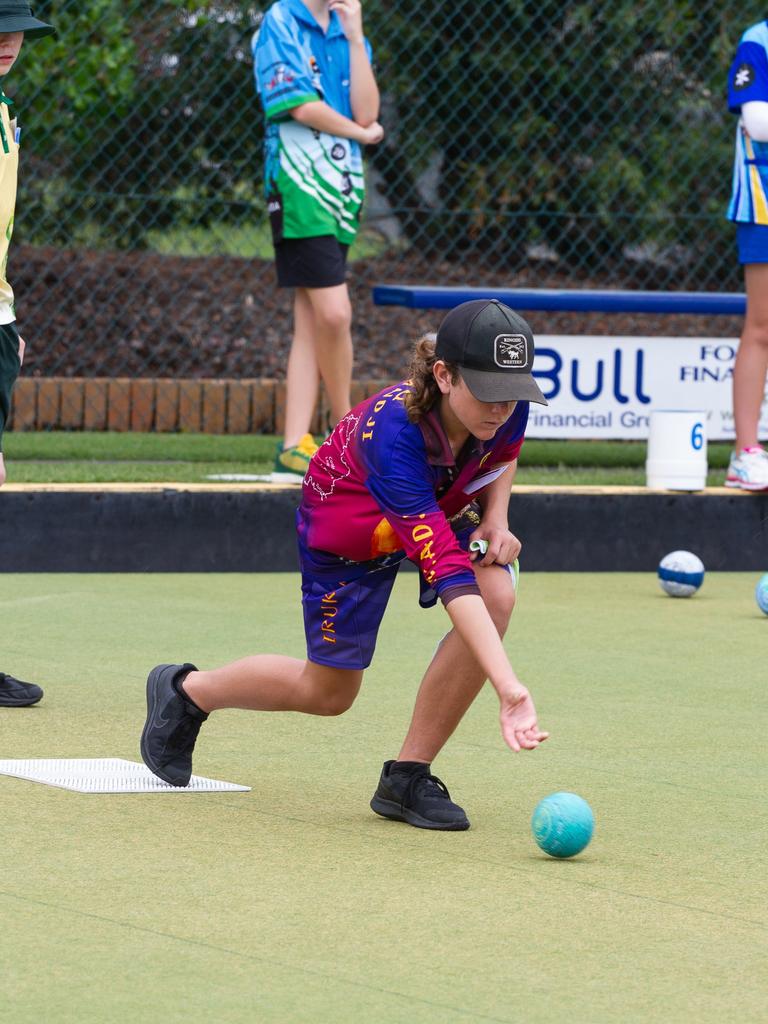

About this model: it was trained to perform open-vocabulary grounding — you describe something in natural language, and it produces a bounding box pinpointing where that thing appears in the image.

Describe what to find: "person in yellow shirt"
[0,3,54,708]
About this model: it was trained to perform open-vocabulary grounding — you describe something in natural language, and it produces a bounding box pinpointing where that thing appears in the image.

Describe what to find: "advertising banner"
[528,335,766,440]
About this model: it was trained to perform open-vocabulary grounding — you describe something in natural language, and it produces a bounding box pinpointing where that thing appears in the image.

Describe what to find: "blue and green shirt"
[253,0,373,244]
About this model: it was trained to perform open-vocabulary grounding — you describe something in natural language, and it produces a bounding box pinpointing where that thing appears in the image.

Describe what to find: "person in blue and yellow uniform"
[0,3,54,709]
[726,21,768,491]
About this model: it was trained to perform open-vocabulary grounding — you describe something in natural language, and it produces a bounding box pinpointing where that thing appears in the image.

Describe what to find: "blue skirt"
[737,222,768,264]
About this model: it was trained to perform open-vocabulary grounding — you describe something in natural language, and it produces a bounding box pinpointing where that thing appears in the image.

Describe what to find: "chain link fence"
[6,0,764,426]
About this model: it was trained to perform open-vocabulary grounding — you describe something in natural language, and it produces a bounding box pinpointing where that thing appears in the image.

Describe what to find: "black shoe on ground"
[140,663,208,787]
[370,760,470,831]
[0,672,44,707]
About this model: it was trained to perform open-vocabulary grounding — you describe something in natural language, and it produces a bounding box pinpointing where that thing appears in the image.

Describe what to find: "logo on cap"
[494,334,528,369]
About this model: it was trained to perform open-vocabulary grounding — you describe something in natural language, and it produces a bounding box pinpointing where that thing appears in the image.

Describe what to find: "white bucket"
[645,410,708,490]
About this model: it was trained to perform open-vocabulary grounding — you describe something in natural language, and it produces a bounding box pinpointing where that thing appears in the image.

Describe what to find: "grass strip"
[4,432,734,468]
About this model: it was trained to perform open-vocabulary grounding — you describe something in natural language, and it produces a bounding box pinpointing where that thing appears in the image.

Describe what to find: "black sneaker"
[0,672,43,707]
[140,663,208,787]
[370,760,470,831]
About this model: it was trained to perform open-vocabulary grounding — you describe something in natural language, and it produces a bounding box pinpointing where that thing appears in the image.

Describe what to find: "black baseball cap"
[435,299,548,405]
[0,3,55,39]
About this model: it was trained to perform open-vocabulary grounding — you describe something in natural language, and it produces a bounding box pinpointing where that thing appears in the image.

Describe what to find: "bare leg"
[397,565,517,763]
[734,263,768,451]
[0,453,5,486]
[283,288,321,449]
[305,283,353,429]
[183,656,363,718]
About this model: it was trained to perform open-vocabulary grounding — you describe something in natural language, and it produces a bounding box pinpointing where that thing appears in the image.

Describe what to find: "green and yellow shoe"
[273,433,319,481]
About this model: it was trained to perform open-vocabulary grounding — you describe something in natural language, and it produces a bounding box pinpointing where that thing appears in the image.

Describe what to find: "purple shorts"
[299,538,405,670]
[298,504,492,670]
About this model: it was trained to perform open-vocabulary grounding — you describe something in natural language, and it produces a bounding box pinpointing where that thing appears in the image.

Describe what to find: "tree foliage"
[364,0,756,283]
[9,0,767,285]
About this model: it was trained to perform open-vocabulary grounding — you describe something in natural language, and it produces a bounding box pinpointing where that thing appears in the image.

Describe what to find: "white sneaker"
[725,446,768,491]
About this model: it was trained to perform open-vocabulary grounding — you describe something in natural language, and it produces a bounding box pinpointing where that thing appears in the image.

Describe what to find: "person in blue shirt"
[725,20,768,490]
[253,0,383,479]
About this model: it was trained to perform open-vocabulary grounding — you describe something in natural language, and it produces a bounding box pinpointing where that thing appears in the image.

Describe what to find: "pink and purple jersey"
[298,382,527,605]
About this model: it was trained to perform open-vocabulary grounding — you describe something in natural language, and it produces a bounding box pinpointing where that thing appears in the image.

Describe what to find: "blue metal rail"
[372,285,746,316]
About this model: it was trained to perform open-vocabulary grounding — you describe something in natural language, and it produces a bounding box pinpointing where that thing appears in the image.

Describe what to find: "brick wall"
[8,378,391,433]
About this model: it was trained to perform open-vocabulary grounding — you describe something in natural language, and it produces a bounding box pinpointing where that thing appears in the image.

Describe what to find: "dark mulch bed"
[12,245,743,380]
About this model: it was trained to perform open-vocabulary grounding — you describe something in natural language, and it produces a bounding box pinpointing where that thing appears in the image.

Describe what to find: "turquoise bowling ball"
[532,792,594,858]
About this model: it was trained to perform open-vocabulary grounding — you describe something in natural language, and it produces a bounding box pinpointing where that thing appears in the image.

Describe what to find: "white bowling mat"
[0,758,250,793]
[205,472,303,484]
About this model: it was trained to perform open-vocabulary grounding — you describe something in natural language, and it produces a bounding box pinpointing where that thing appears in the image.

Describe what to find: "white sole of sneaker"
[725,477,768,491]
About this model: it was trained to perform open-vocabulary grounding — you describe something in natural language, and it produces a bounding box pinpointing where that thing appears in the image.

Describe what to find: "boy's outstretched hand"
[499,686,549,752]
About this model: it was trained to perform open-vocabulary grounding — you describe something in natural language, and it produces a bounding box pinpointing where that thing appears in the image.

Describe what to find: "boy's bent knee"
[489,591,516,636]
[303,664,362,716]
[314,692,356,716]
[482,579,516,636]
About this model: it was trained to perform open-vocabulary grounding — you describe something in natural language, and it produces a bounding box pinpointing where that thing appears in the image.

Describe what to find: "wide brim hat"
[0,3,55,39]
[435,299,548,405]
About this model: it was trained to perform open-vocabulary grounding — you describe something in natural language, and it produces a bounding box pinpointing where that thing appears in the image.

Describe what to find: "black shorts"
[274,235,349,289]
[0,321,20,450]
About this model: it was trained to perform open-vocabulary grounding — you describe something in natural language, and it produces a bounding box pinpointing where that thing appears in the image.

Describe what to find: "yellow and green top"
[0,87,19,324]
